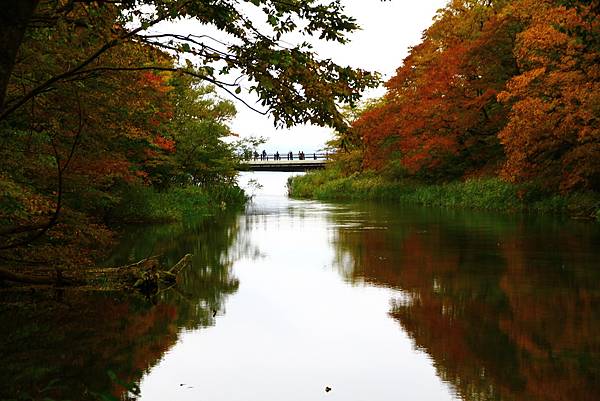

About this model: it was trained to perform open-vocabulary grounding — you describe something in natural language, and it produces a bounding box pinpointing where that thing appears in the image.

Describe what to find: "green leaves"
[180,43,191,53]
[229,39,380,130]
[124,0,377,129]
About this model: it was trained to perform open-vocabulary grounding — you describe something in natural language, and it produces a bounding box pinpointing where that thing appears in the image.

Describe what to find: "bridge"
[241,152,330,172]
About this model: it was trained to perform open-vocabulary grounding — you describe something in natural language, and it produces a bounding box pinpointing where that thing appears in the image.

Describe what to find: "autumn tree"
[348,0,599,192]
[498,0,600,191]
[352,0,520,182]
[325,99,386,175]
[0,6,176,264]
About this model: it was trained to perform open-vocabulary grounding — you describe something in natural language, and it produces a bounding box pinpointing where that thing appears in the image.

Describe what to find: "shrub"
[289,169,600,219]
[110,184,247,224]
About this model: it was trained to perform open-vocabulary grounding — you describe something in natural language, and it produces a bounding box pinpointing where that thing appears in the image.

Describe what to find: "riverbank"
[109,184,248,224]
[0,183,248,289]
[288,170,600,221]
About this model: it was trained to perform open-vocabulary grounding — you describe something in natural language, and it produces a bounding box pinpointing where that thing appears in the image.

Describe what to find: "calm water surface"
[1,171,599,401]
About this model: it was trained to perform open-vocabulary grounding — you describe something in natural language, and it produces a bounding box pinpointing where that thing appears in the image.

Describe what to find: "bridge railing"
[242,152,332,162]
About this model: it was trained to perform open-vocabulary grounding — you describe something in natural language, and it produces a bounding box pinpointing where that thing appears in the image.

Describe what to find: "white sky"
[158,1,448,153]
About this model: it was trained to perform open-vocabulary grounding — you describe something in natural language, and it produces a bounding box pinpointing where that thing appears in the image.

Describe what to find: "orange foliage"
[498,0,600,191]
[354,1,516,181]
[349,0,599,191]
[153,135,176,153]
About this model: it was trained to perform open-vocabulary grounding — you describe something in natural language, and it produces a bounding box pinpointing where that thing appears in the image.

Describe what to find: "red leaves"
[142,72,164,85]
[71,157,134,184]
[153,135,176,153]
[356,3,513,180]
[351,0,600,191]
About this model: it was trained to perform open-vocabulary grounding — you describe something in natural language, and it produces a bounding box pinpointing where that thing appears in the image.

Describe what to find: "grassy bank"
[110,184,247,224]
[288,170,600,220]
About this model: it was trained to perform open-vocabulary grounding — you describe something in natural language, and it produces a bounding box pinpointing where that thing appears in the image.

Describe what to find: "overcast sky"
[158,1,448,153]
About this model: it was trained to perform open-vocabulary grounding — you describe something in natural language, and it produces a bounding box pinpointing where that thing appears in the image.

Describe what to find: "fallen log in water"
[0,253,193,295]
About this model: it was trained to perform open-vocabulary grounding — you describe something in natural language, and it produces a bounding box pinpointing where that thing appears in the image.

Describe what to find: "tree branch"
[0,90,84,250]
[0,6,181,121]
[71,65,269,115]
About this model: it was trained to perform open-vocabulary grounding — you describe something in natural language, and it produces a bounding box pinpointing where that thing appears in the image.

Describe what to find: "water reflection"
[1,172,598,401]
[104,214,245,329]
[0,212,243,400]
[0,290,180,400]
[329,203,600,401]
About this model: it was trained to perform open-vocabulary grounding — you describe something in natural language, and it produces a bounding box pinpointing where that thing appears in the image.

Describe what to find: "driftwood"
[0,254,193,296]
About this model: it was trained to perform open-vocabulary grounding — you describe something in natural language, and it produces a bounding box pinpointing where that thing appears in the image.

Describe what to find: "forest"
[290,0,600,219]
[0,0,378,282]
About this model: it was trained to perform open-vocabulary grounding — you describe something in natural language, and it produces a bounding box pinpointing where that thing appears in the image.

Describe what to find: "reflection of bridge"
[242,153,330,172]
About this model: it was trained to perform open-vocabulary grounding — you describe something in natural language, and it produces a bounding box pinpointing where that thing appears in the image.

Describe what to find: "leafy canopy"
[1,0,382,130]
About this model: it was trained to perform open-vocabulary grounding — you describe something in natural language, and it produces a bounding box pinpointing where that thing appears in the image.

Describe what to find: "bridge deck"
[240,152,331,171]
[243,158,326,172]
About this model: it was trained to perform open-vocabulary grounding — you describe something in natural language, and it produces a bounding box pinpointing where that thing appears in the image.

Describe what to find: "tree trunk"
[0,0,40,112]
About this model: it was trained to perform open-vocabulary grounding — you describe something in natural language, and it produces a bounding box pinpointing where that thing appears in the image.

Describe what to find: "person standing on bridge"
[253,150,259,161]
[261,150,267,161]
[275,151,280,160]
[289,151,293,160]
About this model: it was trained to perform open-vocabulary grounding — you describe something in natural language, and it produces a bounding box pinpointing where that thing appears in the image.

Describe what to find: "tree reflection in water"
[0,211,243,400]
[330,204,600,401]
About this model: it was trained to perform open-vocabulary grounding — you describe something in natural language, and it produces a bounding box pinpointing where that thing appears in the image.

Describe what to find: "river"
[1,171,599,401]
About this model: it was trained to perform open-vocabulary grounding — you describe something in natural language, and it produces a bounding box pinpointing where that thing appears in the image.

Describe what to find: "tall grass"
[110,184,247,224]
[289,170,600,218]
